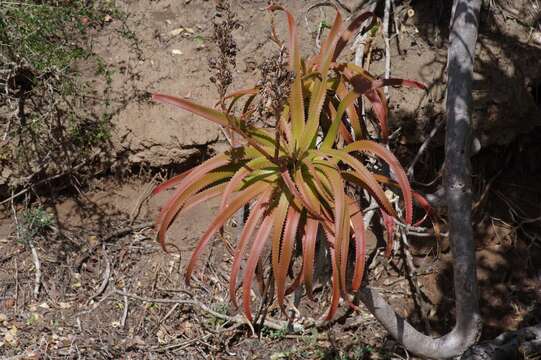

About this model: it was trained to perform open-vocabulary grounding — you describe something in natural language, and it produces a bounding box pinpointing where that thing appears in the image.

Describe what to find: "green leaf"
[300,9,343,152]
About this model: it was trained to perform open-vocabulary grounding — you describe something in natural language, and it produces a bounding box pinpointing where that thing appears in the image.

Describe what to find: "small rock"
[87,235,98,247]
[169,28,185,36]
[171,49,183,56]
[3,326,17,346]
[58,302,71,309]
[532,31,541,46]
[38,302,50,309]
[1,168,12,179]
[0,299,15,310]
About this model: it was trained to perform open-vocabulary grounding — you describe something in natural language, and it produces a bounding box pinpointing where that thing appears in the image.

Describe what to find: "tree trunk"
[357,0,483,358]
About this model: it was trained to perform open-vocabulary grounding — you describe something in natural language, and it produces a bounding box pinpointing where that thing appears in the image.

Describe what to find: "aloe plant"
[152,5,427,321]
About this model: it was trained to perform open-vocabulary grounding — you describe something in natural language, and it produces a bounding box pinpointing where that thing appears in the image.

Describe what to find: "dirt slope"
[95,0,541,169]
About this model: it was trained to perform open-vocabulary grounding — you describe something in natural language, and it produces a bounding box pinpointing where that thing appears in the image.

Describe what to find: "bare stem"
[383,0,392,99]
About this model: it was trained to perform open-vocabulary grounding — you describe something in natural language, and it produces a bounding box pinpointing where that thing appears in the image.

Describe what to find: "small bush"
[0,1,122,194]
[16,206,54,243]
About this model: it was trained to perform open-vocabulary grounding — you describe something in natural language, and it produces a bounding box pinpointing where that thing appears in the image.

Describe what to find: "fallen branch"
[333,0,351,13]
[461,324,541,360]
[352,0,378,69]
[152,332,214,353]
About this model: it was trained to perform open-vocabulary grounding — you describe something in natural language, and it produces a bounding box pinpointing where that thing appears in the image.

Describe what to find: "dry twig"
[120,287,129,329]
[79,287,304,333]
[0,160,90,206]
[86,247,111,305]
[407,118,444,179]
[383,0,392,99]
[129,175,157,224]
[73,220,154,270]
[398,228,432,334]
[28,238,41,299]
[10,193,42,299]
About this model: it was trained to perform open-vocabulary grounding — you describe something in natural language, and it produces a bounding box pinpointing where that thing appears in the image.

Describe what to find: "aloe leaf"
[333,12,376,61]
[153,93,234,128]
[152,167,193,195]
[153,153,228,195]
[158,182,229,253]
[300,10,343,151]
[321,89,361,149]
[345,140,413,225]
[155,154,230,246]
[335,76,361,141]
[271,193,289,304]
[311,149,396,217]
[229,190,271,307]
[156,172,232,250]
[267,5,301,71]
[220,157,273,211]
[347,196,366,291]
[242,210,275,321]
[315,164,350,295]
[185,181,268,285]
[302,217,319,298]
[322,227,341,321]
[276,206,301,311]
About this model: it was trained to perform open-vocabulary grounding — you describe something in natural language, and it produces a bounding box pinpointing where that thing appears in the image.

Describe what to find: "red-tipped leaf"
[185,182,268,285]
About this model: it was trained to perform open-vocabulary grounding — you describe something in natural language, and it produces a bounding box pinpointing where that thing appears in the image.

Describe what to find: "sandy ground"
[1,0,541,358]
